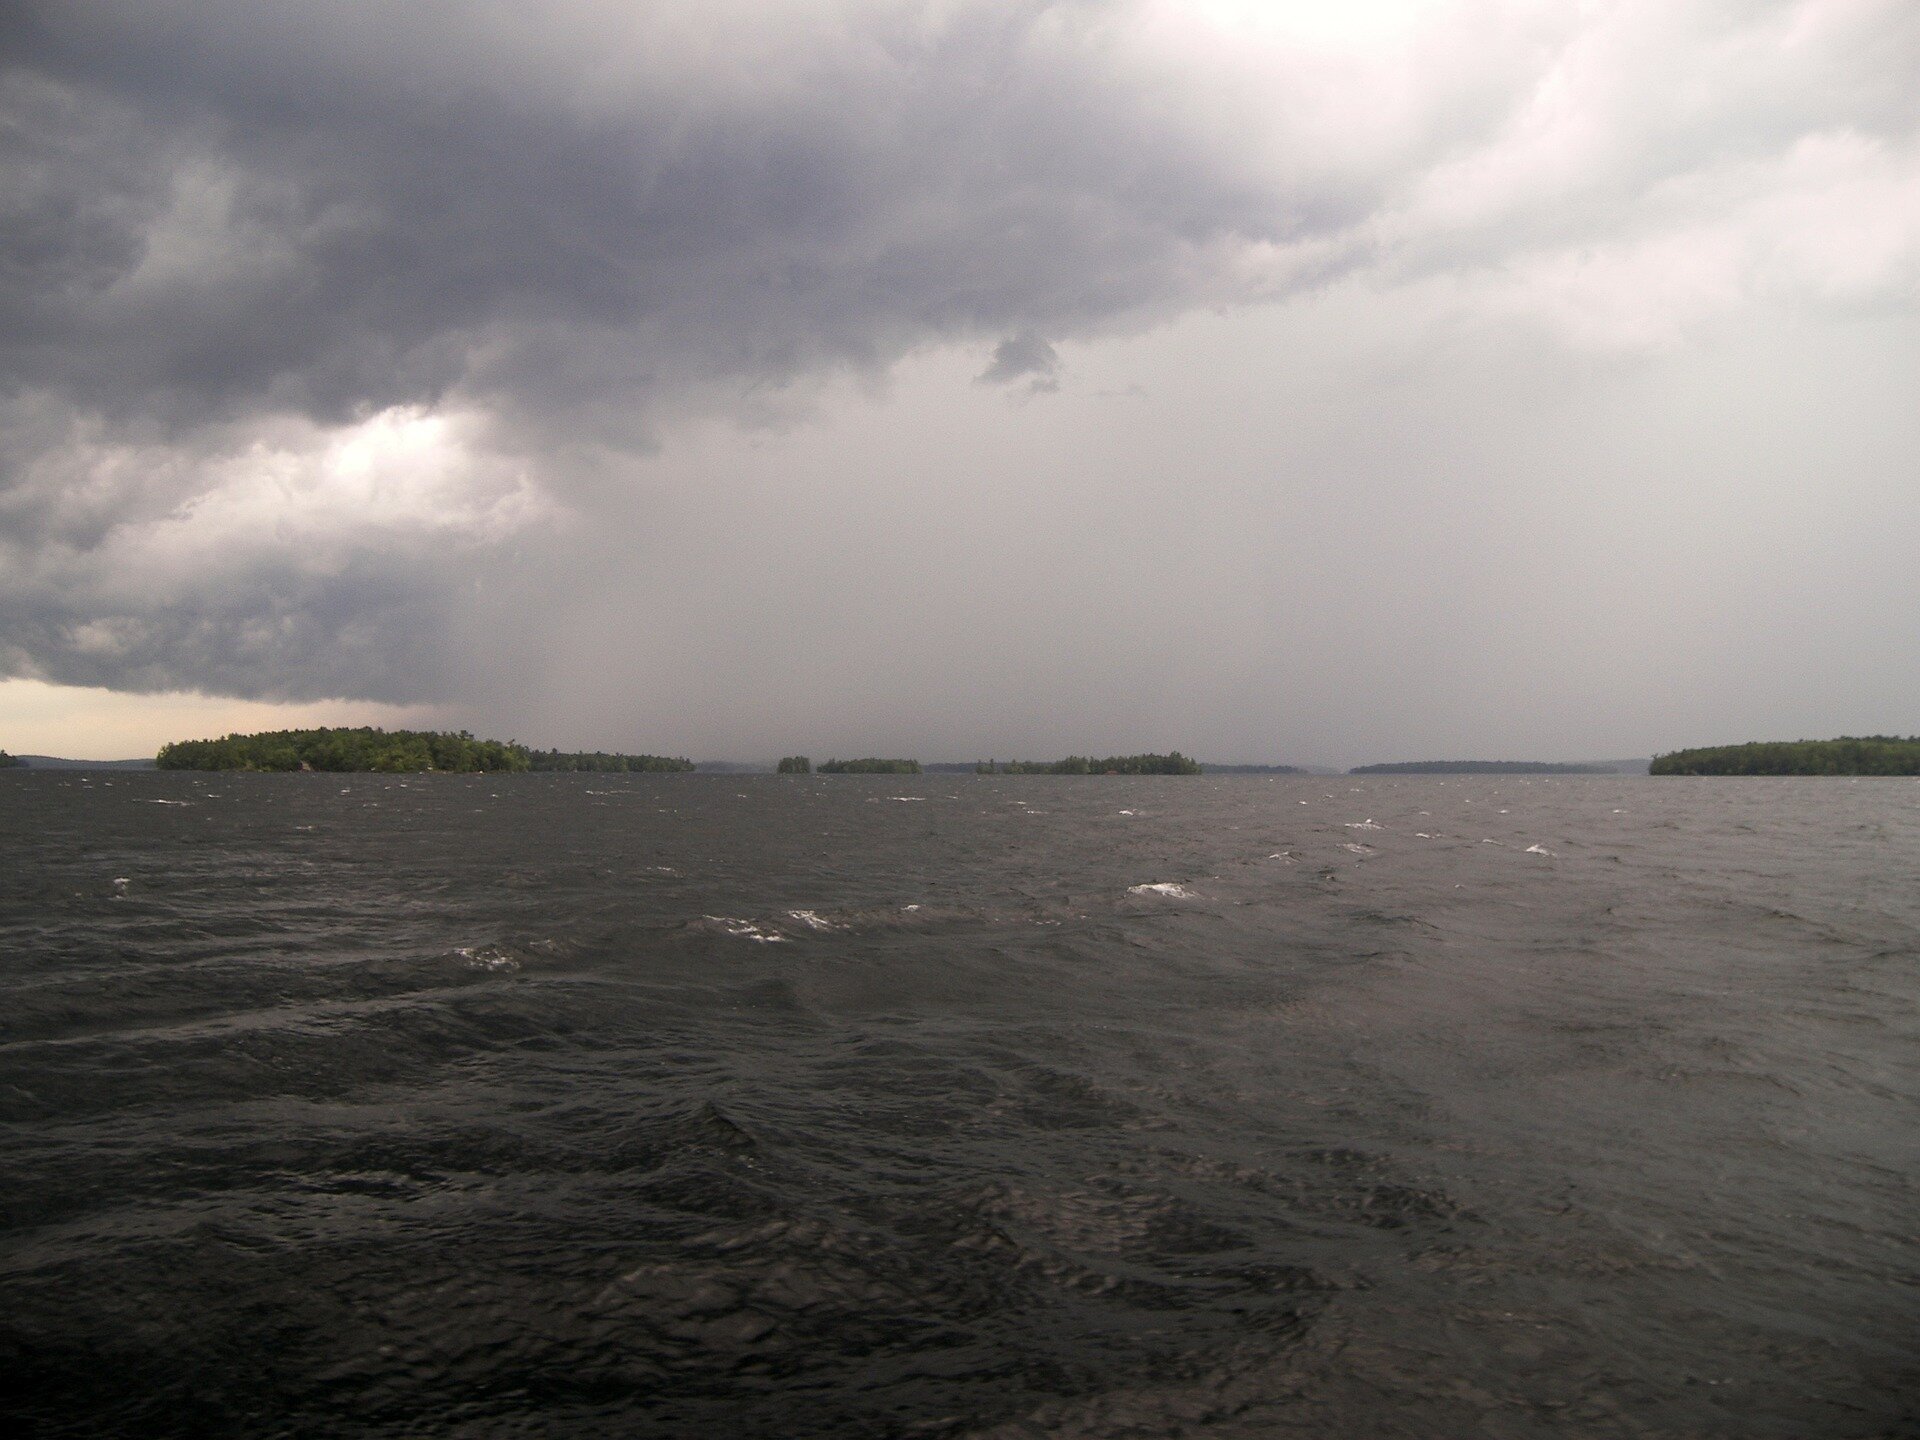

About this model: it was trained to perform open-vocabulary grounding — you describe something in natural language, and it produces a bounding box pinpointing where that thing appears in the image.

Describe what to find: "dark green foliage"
[0,750,23,768]
[817,758,921,774]
[526,749,694,772]
[153,728,693,774]
[776,756,812,774]
[975,752,1200,775]
[1350,761,1612,775]
[157,728,532,773]
[1650,736,1920,775]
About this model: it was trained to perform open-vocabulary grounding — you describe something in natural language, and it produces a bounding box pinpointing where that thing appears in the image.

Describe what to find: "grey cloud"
[1,0,1915,714]
[0,1,1349,435]
[3,0,1402,700]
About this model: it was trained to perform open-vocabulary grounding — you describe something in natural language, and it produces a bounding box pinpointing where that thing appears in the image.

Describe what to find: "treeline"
[527,750,693,773]
[0,750,22,769]
[777,756,812,774]
[1201,763,1303,774]
[1650,736,1920,776]
[1350,761,1611,775]
[154,728,690,774]
[976,752,1202,775]
[158,728,528,772]
[818,758,921,774]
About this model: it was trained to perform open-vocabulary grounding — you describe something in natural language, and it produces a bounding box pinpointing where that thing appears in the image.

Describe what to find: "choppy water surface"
[2,772,1915,1437]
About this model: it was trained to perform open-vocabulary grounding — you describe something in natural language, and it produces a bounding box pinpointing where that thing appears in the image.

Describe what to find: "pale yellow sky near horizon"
[0,678,443,760]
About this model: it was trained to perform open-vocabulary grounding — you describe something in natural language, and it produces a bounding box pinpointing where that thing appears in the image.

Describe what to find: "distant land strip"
[1650,736,1920,775]
[971,753,1202,775]
[1350,761,1616,775]
[2,754,156,770]
[799,754,1210,775]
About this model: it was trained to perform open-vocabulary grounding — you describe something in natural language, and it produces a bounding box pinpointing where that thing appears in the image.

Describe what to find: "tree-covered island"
[155,728,693,773]
[976,752,1202,775]
[1350,761,1613,775]
[1650,736,1920,775]
[818,758,921,774]
[0,750,23,768]
[777,756,812,774]
[527,749,696,773]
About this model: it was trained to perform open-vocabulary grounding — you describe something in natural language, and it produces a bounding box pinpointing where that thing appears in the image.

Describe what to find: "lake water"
[2,771,1915,1437]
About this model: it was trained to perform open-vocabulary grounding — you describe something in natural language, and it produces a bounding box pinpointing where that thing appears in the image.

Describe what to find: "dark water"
[2,772,1915,1438]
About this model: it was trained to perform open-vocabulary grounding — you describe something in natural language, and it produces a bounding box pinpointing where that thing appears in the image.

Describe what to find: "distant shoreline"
[4,755,158,770]
[1651,737,1920,776]
[1348,760,1637,776]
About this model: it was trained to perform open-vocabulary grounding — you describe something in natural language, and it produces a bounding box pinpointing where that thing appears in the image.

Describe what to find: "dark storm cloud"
[2,0,1412,699]
[1,0,1915,710]
[0,0,1358,433]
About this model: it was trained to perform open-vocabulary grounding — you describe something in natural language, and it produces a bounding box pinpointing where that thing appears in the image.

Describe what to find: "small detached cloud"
[977,331,1062,394]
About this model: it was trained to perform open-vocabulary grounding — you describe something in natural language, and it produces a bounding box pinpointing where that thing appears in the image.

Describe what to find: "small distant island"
[1349,760,1615,775]
[1198,763,1303,775]
[777,756,812,774]
[1651,736,1920,775]
[818,758,921,774]
[155,728,694,774]
[526,749,695,773]
[976,753,1201,775]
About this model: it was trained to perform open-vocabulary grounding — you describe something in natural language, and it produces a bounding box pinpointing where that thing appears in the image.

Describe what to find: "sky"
[2,0,1916,766]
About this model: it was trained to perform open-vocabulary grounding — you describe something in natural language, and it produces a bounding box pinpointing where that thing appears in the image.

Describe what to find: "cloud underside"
[2,0,1917,703]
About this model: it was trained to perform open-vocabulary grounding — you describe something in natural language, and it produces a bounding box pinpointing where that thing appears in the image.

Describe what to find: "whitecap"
[704,915,786,943]
[1525,844,1558,857]
[787,909,842,932]
[455,945,521,972]
[1344,819,1382,831]
[1338,842,1375,855]
[1128,882,1197,899]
